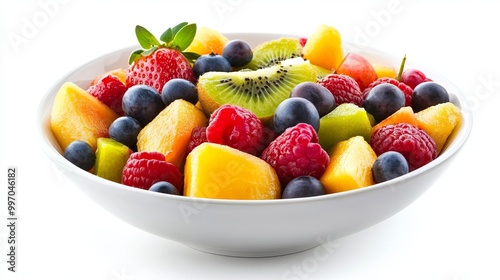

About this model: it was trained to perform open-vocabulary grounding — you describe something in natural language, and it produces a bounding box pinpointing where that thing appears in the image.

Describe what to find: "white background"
[1,0,499,279]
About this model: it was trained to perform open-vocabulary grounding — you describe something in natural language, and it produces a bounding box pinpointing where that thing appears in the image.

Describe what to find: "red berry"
[87,74,127,115]
[126,48,195,93]
[261,123,330,185]
[318,74,364,107]
[370,123,437,171]
[363,77,413,106]
[298,37,308,47]
[400,69,433,89]
[186,126,208,155]
[206,104,268,156]
[122,151,183,191]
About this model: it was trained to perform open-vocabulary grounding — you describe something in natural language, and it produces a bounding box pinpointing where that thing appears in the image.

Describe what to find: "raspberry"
[186,126,208,154]
[318,74,364,107]
[122,151,183,191]
[370,123,437,171]
[261,123,330,185]
[206,104,267,156]
[87,74,127,115]
[363,77,413,106]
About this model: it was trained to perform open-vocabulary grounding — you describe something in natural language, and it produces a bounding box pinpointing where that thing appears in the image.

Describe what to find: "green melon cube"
[318,103,372,154]
[94,138,131,183]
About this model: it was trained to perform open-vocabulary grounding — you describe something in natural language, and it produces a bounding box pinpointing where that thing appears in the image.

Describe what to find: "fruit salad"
[50,22,462,200]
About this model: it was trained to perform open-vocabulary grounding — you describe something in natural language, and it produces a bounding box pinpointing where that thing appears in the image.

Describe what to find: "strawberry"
[126,23,200,93]
[87,74,127,115]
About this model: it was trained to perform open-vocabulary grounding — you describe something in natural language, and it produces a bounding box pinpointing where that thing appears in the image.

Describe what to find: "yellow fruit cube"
[50,82,119,151]
[320,136,377,193]
[184,26,229,55]
[302,24,344,71]
[414,102,461,154]
[137,99,208,169]
[184,143,281,200]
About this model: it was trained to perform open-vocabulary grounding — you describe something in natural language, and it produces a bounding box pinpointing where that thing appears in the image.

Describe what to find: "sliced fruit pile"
[50,22,462,200]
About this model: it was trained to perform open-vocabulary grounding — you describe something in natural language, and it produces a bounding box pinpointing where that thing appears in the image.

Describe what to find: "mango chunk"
[372,106,417,133]
[184,143,281,200]
[137,99,208,169]
[50,82,119,151]
[184,26,229,55]
[320,136,377,193]
[414,102,461,154]
[302,24,344,70]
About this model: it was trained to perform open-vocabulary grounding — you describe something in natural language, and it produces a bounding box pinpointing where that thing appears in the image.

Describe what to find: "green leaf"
[135,25,160,49]
[171,23,197,51]
[171,22,188,36]
[159,28,173,44]
[128,49,144,65]
[183,51,201,63]
[142,46,158,57]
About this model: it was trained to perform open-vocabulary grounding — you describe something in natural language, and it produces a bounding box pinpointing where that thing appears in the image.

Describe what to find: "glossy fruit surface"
[149,181,179,195]
[222,39,253,67]
[50,82,119,151]
[282,176,326,199]
[320,136,377,193]
[184,26,229,55]
[184,143,281,200]
[161,78,198,106]
[336,52,378,91]
[372,151,409,183]
[363,83,405,123]
[122,85,165,127]
[302,24,344,70]
[94,137,131,183]
[193,53,232,78]
[108,116,142,151]
[289,82,335,117]
[411,82,449,112]
[137,99,208,169]
[63,140,96,171]
[273,97,320,135]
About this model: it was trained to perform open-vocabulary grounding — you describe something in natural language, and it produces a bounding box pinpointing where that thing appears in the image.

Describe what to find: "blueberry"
[372,151,409,183]
[64,140,95,171]
[290,82,335,117]
[222,39,253,67]
[412,81,449,112]
[149,181,179,195]
[161,78,198,106]
[282,176,326,199]
[362,83,405,123]
[122,85,164,126]
[109,116,142,150]
[273,97,320,135]
[192,53,232,78]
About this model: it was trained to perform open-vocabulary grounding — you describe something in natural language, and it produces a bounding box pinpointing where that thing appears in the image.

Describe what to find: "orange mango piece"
[184,143,281,199]
[414,102,461,154]
[320,136,377,193]
[50,82,119,151]
[372,106,418,133]
[373,64,397,79]
[184,26,229,55]
[137,99,208,169]
[302,24,344,71]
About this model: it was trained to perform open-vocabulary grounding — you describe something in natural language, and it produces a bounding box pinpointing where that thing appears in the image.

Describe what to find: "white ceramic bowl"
[37,33,472,257]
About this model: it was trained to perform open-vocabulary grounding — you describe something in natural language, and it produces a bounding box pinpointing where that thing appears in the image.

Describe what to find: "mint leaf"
[172,23,196,51]
[135,25,160,49]
[128,49,144,64]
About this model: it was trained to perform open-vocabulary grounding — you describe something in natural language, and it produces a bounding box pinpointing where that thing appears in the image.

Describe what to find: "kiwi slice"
[244,37,304,70]
[197,57,317,122]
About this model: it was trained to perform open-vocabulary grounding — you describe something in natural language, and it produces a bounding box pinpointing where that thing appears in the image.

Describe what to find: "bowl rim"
[37,32,474,206]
